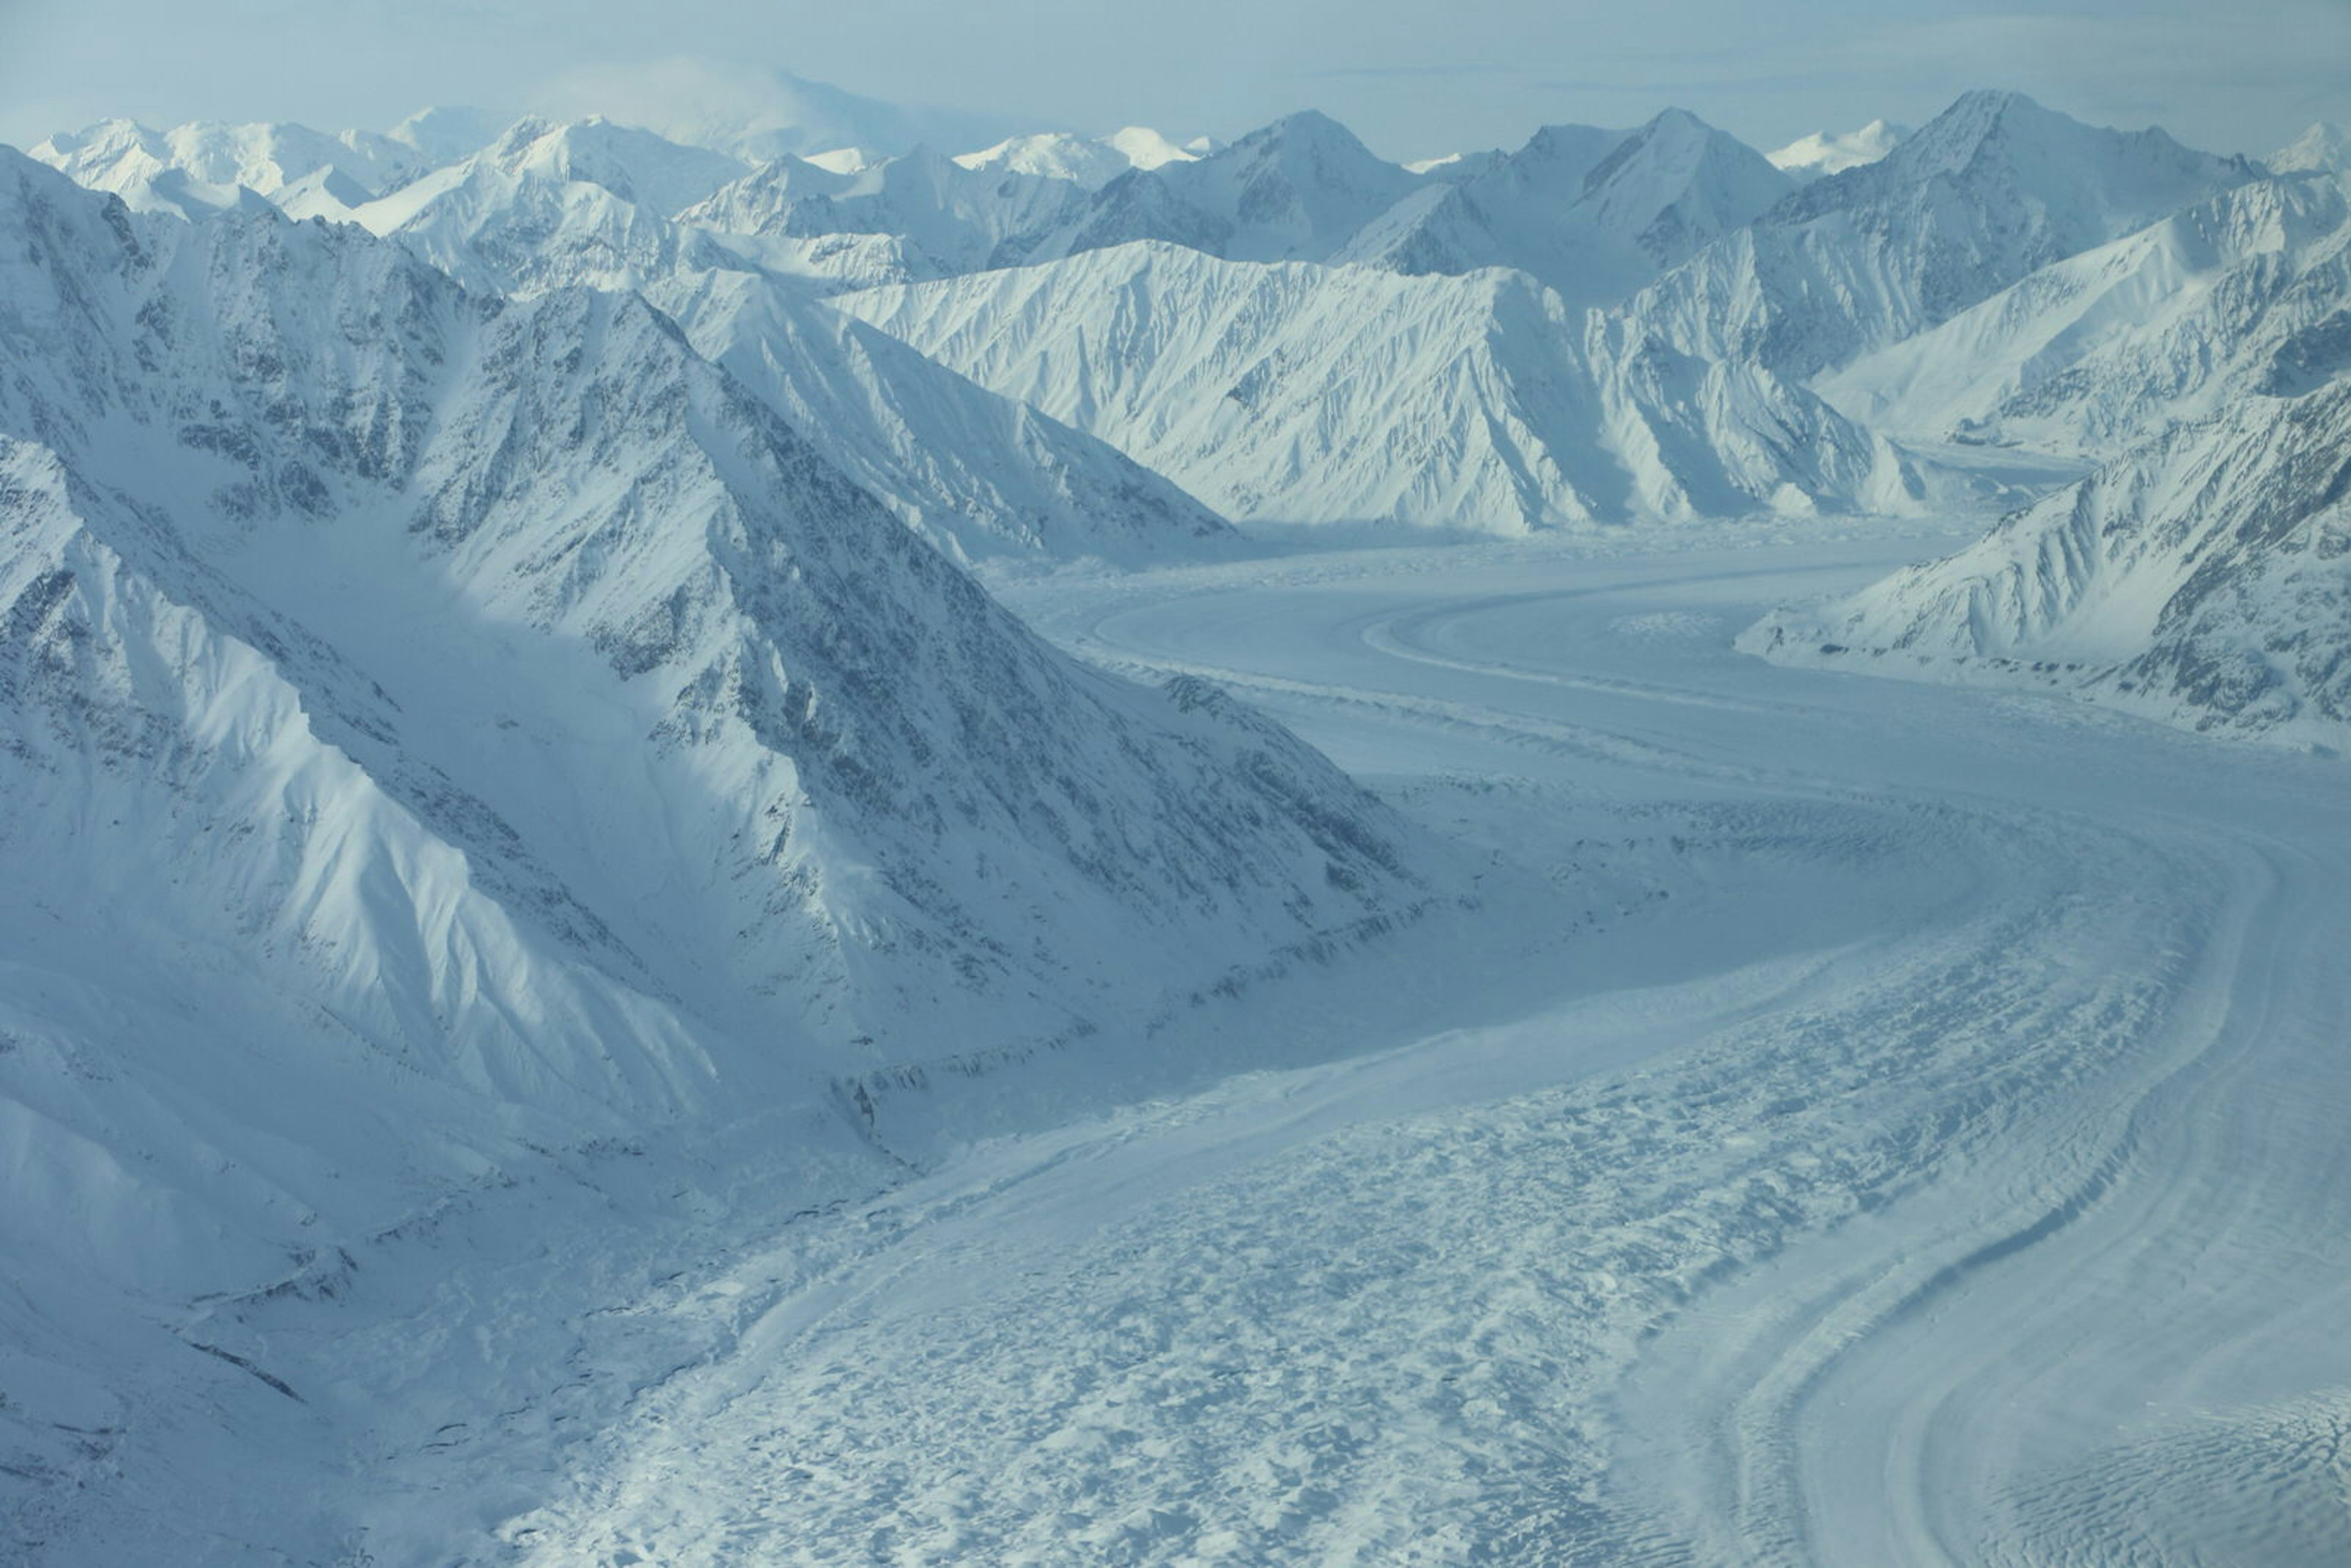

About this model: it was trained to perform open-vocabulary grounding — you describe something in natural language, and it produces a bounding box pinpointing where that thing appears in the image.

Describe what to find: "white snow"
[838,242,1925,532]
[7,75,2351,1568]
[1766,118,1911,181]
[954,127,1204,189]
[19,524,2334,1565]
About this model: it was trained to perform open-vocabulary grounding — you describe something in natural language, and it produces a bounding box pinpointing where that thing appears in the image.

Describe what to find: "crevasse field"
[39,523,2341,1567]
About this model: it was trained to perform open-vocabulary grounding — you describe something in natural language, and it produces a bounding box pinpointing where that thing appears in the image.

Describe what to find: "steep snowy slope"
[1040,110,1427,264]
[1337,110,1792,308]
[839,242,1924,530]
[1820,170,2351,455]
[3,146,1418,1055]
[0,143,1438,1563]
[195,124,1228,561]
[1743,382,2351,746]
[676,144,1087,278]
[650,268,1235,564]
[1766,119,1910,181]
[1625,91,2260,380]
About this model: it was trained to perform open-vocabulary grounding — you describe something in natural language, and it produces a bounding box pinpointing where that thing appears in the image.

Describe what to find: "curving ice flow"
[360,531,2348,1567]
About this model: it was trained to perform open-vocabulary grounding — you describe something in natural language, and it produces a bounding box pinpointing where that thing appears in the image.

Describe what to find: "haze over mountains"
[6,63,2351,1564]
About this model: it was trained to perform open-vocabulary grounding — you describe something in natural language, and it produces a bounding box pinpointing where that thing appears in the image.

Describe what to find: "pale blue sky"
[4,0,2347,161]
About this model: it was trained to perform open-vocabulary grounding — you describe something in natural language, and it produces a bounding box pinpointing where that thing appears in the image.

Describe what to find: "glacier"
[5,69,2351,1568]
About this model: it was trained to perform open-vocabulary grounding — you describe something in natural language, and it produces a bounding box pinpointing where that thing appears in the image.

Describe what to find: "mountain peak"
[2271,122,2351,175]
[1239,108,1381,162]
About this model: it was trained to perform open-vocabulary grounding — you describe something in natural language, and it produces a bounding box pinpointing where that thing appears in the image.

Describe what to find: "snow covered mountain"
[0,143,1434,1111]
[30,116,437,206]
[838,242,1924,531]
[1742,381,2351,746]
[676,144,1088,279]
[2269,122,2351,176]
[954,127,1205,189]
[1336,110,1793,307]
[1766,119,1911,182]
[319,116,752,295]
[1039,110,1427,264]
[135,119,1224,564]
[650,269,1235,564]
[1820,168,2351,457]
[1625,91,2261,380]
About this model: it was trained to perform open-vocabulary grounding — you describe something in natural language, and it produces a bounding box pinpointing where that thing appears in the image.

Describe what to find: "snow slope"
[0,145,1463,1552]
[326,532,2351,1568]
[649,268,1237,565]
[1625,91,2260,379]
[1742,381,2351,746]
[1820,169,2351,455]
[2,143,1430,1081]
[1338,110,1793,308]
[199,122,1231,563]
[839,242,1925,531]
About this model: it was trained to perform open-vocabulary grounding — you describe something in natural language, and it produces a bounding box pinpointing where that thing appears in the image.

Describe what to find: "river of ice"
[48,524,2351,1566]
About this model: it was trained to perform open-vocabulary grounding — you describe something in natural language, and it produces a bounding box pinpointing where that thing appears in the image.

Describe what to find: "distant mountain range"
[26,88,2348,744]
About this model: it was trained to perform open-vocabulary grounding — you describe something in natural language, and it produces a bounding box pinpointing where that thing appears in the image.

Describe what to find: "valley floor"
[36,524,2351,1566]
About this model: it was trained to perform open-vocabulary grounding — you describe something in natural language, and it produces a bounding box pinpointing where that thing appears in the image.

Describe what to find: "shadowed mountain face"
[0,146,1445,1259]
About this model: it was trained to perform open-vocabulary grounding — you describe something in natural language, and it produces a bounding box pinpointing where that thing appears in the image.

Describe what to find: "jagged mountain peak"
[1037,107,1420,265]
[471,114,751,214]
[1335,107,1787,306]
[1858,89,2246,197]
[1626,88,2262,378]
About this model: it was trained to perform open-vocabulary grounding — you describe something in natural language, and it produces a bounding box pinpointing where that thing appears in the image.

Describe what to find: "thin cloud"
[1304,64,1522,80]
